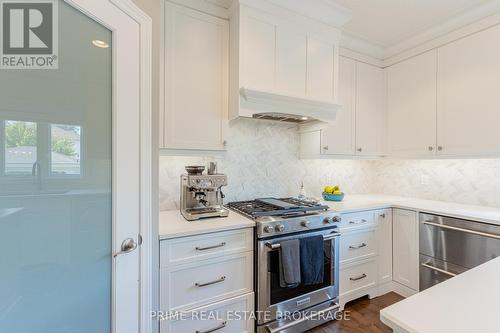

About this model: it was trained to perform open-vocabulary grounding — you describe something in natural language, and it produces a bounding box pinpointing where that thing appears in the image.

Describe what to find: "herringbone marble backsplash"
[159,118,500,210]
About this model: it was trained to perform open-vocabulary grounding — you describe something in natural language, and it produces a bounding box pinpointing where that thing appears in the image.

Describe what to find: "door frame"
[62,1,153,332]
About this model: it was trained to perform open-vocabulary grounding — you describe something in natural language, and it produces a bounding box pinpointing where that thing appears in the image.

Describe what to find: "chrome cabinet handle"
[266,303,339,333]
[428,146,434,151]
[195,276,226,287]
[349,273,367,281]
[349,243,367,250]
[421,262,457,277]
[349,219,367,225]
[379,213,386,218]
[323,146,329,150]
[196,321,227,333]
[195,242,226,251]
[113,238,138,258]
[437,146,443,151]
[423,221,500,240]
[357,148,362,152]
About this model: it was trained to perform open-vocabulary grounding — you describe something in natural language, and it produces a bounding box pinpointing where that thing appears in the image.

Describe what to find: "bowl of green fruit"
[322,185,345,202]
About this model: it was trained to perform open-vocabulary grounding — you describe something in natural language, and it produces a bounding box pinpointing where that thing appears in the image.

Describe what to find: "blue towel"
[279,239,301,288]
[300,235,324,285]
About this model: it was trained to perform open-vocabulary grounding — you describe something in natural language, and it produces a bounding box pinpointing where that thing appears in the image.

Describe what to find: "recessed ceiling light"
[92,40,109,48]
[301,116,309,120]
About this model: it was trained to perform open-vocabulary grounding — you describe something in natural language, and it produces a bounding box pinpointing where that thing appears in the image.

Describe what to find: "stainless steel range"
[227,198,342,333]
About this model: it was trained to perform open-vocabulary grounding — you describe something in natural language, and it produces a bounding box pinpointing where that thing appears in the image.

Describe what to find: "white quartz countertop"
[380,256,500,333]
[159,210,255,240]
[322,194,500,226]
[159,194,500,240]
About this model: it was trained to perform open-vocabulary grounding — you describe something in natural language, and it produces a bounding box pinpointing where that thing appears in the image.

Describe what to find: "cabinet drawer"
[160,228,253,267]
[160,293,255,333]
[340,228,377,264]
[340,259,377,296]
[161,252,253,311]
[339,211,375,230]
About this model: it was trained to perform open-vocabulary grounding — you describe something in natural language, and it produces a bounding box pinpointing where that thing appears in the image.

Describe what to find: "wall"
[160,119,500,210]
[371,159,500,208]
[159,118,373,210]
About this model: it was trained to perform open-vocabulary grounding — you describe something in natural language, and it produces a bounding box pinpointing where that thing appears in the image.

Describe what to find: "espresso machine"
[180,165,229,221]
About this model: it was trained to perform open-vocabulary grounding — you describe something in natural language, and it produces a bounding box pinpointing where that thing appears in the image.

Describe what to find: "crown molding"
[236,0,351,28]
[341,0,500,63]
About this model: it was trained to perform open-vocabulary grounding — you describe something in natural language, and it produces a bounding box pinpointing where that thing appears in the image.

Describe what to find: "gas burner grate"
[226,197,329,218]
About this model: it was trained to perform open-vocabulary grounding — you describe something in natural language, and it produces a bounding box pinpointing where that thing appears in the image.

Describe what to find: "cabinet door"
[392,209,419,291]
[306,36,337,101]
[437,25,500,156]
[241,12,276,91]
[276,27,307,96]
[355,62,386,155]
[387,50,437,156]
[163,3,228,150]
[376,209,392,285]
[321,56,356,155]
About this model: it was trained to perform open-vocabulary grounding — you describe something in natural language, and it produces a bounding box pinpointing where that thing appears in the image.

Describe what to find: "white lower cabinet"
[392,209,419,291]
[160,227,254,333]
[160,293,255,333]
[339,209,392,309]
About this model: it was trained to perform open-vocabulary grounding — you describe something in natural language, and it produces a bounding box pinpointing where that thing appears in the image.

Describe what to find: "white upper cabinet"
[437,25,500,156]
[303,57,386,158]
[241,12,276,92]
[355,62,386,156]
[230,2,347,122]
[276,27,307,96]
[387,50,437,156]
[320,56,356,155]
[162,2,228,150]
[306,36,337,101]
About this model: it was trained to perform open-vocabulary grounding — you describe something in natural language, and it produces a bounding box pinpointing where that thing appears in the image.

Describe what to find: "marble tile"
[159,118,372,210]
[159,118,500,210]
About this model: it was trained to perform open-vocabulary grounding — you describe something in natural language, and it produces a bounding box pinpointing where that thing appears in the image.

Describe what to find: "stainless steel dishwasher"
[419,213,500,290]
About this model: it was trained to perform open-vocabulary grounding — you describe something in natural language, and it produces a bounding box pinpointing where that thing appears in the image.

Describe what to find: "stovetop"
[226,197,329,218]
[227,197,341,238]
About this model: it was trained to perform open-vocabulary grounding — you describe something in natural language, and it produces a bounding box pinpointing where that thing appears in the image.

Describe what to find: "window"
[4,120,37,175]
[1,120,83,178]
[50,124,81,175]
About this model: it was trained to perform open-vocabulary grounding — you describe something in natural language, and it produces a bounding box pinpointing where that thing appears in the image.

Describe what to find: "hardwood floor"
[307,293,404,333]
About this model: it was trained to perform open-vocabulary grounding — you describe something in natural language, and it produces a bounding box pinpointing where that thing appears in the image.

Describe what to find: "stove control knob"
[301,220,310,228]
[263,226,274,233]
[275,224,285,232]
[332,216,342,223]
[323,217,333,224]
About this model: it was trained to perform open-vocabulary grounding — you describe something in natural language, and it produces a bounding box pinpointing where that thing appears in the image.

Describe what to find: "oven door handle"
[265,234,338,249]
[265,303,340,333]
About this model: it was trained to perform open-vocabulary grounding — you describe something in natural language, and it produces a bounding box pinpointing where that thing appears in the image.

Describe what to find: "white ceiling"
[334,0,495,47]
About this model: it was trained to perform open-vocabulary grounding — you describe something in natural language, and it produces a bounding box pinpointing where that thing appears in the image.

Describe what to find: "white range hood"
[239,87,341,124]
[229,0,351,125]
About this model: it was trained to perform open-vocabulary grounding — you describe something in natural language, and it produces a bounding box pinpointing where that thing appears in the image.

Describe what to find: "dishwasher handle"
[423,220,500,240]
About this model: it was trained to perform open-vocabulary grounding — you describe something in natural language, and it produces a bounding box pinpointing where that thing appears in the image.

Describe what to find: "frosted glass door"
[0,2,112,332]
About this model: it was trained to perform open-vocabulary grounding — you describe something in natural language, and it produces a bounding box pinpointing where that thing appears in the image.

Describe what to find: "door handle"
[421,262,457,277]
[113,238,138,258]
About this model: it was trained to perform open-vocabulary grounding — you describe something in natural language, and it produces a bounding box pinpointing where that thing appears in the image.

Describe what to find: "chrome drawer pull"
[423,221,500,240]
[195,242,226,251]
[349,219,368,225]
[196,321,227,333]
[421,262,457,277]
[349,273,367,281]
[349,243,367,250]
[195,276,226,287]
[266,303,339,333]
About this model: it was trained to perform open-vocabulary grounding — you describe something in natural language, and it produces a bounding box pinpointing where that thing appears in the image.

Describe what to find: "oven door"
[256,228,340,325]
